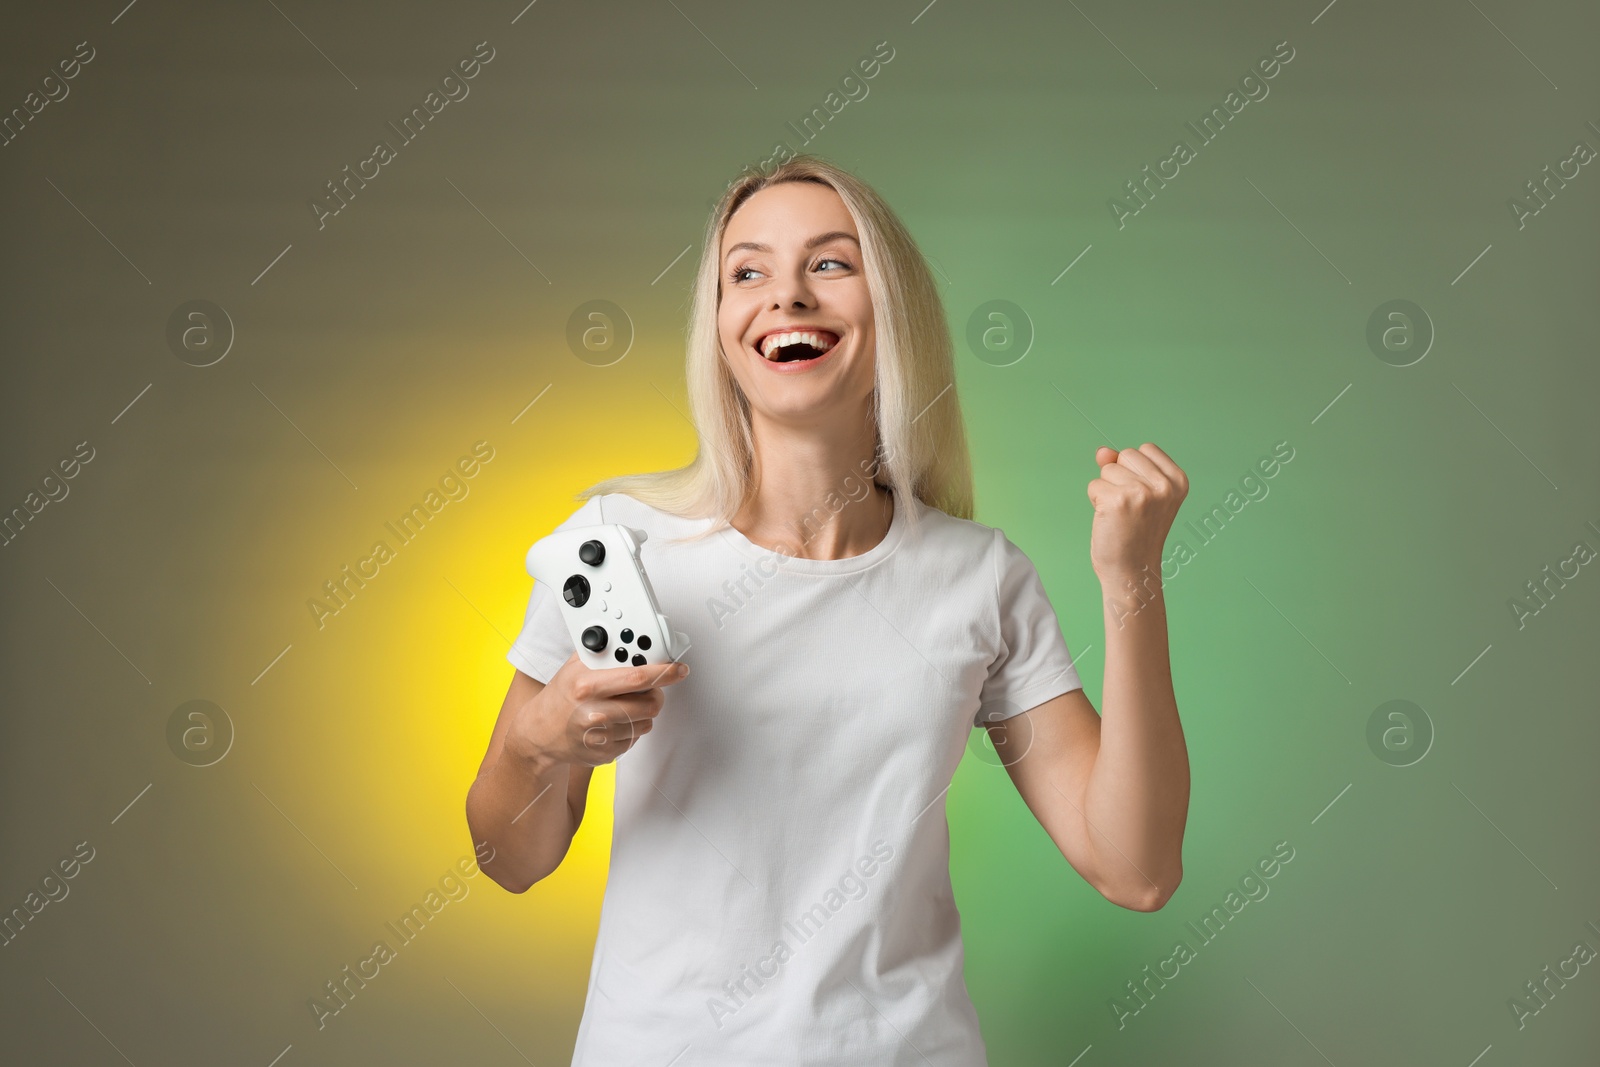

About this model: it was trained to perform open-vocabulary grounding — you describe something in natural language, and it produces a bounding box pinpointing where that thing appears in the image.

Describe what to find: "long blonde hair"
[582,154,974,535]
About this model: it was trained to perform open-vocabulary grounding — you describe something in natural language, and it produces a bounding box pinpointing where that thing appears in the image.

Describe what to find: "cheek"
[718,302,746,345]
[856,318,876,356]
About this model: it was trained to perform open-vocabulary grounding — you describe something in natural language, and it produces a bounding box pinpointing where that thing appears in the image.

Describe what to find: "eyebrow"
[723,231,860,263]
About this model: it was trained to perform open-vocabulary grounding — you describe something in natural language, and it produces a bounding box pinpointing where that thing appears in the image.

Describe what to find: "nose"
[769,265,817,309]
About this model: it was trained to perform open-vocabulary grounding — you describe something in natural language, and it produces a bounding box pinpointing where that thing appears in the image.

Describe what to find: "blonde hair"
[582,154,975,537]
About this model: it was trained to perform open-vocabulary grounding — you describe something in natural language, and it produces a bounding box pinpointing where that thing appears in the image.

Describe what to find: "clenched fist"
[1087,443,1189,582]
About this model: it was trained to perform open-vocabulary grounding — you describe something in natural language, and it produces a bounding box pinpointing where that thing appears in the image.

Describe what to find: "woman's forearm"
[1082,563,1189,907]
[466,726,583,893]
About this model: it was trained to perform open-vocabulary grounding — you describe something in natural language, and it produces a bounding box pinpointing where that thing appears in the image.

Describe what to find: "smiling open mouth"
[757,330,840,363]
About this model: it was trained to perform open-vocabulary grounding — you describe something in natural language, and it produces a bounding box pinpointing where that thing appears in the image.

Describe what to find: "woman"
[465,155,1191,1064]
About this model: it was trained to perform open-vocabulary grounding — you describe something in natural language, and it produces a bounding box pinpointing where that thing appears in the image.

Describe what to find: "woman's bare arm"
[992,572,1188,911]
[466,670,593,892]
[465,655,687,893]
[988,443,1191,911]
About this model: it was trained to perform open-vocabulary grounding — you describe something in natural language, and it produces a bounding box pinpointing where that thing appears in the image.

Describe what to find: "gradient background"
[2,0,1597,1064]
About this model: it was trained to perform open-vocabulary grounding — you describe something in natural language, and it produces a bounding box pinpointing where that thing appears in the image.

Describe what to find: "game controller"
[525,524,680,670]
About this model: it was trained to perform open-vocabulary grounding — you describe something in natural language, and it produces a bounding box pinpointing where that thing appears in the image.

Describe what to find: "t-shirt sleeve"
[975,528,1085,728]
[506,494,606,684]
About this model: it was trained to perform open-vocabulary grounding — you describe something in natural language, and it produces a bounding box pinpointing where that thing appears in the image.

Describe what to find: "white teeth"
[759,330,836,359]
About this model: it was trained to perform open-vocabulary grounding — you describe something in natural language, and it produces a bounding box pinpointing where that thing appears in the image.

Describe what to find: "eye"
[726,256,852,284]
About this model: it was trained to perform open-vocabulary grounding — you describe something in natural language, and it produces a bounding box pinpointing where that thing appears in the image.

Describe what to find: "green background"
[2,0,1596,1064]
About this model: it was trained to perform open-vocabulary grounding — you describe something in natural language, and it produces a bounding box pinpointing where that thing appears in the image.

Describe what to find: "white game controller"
[525,524,681,670]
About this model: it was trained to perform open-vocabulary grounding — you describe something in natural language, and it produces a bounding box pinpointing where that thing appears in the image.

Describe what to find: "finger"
[1095,445,1119,468]
[577,690,664,727]
[581,717,654,747]
[1087,474,1132,502]
[1096,461,1142,486]
[1112,446,1164,484]
[585,660,690,698]
[1086,477,1129,508]
[1135,443,1187,490]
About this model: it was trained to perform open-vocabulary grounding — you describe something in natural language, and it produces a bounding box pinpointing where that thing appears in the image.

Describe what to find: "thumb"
[1095,446,1119,468]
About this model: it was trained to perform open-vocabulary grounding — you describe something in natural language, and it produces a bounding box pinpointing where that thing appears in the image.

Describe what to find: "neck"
[733,412,892,561]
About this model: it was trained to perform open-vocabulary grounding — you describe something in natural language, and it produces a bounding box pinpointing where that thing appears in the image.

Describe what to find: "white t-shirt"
[507,489,1084,1065]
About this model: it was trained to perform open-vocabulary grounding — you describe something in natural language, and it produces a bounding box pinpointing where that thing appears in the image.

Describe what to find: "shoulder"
[904,499,1008,575]
[592,492,715,541]
[910,500,1048,594]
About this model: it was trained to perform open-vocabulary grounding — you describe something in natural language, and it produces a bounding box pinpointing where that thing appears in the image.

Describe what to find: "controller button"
[579,540,606,566]
[620,628,634,644]
[601,581,612,592]
[614,648,628,662]
[636,634,652,651]
[613,608,623,619]
[597,600,607,612]
[631,654,646,666]
[562,575,591,608]
[581,625,608,652]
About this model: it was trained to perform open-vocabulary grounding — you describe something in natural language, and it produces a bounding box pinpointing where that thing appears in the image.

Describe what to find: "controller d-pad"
[579,540,606,566]
[581,625,608,652]
[563,575,591,608]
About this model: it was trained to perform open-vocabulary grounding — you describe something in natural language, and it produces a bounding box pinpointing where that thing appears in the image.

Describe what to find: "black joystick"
[581,625,608,652]
[579,540,606,566]
[563,575,591,608]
